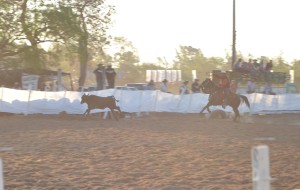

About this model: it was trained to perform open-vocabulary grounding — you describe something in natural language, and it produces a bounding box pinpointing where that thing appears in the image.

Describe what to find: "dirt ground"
[0,112,300,190]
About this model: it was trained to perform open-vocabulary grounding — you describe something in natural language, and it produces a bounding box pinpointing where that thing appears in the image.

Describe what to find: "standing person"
[247,78,256,94]
[246,58,254,73]
[146,79,156,90]
[213,72,230,108]
[265,60,273,72]
[252,59,260,72]
[105,65,116,89]
[263,81,274,95]
[251,59,260,78]
[233,58,243,72]
[179,80,189,95]
[259,59,265,73]
[191,78,201,93]
[94,64,106,90]
[264,60,273,91]
[160,79,169,93]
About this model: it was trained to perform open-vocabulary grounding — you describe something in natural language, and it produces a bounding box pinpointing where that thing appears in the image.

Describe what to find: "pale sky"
[108,0,300,63]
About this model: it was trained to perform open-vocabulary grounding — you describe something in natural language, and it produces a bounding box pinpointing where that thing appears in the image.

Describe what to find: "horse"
[200,78,250,121]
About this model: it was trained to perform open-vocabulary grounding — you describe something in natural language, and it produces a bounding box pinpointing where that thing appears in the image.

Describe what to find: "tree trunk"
[78,34,88,87]
[20,0,42,70]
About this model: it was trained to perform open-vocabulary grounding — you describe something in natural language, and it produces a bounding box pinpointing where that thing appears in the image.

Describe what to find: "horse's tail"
[239,95,250,109]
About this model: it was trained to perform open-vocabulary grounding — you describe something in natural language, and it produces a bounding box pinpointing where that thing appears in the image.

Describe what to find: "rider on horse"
[213,72,230,109]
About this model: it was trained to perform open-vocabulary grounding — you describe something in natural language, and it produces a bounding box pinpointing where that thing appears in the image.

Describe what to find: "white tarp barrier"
[0,87,300,115]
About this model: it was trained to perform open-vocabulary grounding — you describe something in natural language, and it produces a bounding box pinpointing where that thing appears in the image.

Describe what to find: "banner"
[21,74,40,90]
[146,70,181,82]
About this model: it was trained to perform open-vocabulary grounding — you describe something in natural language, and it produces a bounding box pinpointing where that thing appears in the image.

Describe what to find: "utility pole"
[232,0,236,70]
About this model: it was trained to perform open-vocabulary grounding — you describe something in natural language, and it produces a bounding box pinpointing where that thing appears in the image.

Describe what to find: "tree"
[0,0,48,69]
[103,37,140,84]
[271,54,291,73]
[115,51,140,84]
[173,45,225,82]
[56,0,115,87]
[0,0,20,68]
[290,60,300,87]
[0,0,114,87]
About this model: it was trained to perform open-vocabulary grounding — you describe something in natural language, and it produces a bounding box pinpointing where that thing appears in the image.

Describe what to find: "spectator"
[246,59,254,73]
[263,81,275,95]
[179,80,190,95]
[264,60,273,87]
[233,58,243,72]
[105,65,116,89]
[146,79,156,90]
[253,59,260,71]
[191,78,201,93]
[160,79,169,93]
[94,64,106,90]
[247,78,256,94]
[259,60,265,73]
[265,60,273,72]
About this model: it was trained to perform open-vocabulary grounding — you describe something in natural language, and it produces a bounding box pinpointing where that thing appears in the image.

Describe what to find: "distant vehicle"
[126,83,147,90]
[114,86,138,91]
[79,86,97,92]
[285,83,298,94]
[235,82,299,95]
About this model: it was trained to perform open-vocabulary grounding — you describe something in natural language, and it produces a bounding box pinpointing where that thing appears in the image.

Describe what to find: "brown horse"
[200,78,250,121]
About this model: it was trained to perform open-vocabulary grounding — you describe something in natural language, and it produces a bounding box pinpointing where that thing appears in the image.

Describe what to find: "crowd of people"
[233,58,274,94]
[233,58,273,76]
[145,78,203,95]
[94,57,275,97]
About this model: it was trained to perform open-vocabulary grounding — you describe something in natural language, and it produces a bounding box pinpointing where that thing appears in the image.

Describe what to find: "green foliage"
[173,45,227,82]
[0,0,114,87]
[291,60,300,87]
[272,55,291,73]
[115,51,140,84]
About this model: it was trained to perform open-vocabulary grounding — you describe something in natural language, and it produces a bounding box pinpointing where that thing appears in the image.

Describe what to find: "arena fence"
[0,87,300,115]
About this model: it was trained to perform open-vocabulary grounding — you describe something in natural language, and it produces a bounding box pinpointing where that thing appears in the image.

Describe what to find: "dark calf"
[80,94,122,120]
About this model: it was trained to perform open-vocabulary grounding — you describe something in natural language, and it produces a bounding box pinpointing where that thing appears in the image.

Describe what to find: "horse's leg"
[200,103,211,113]
[207,106,211,113]
[200,106,207,113]
[232,107,240,122]
[83,109,90,117]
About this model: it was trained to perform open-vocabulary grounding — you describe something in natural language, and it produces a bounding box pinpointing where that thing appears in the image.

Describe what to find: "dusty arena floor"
[0,112,300,190]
